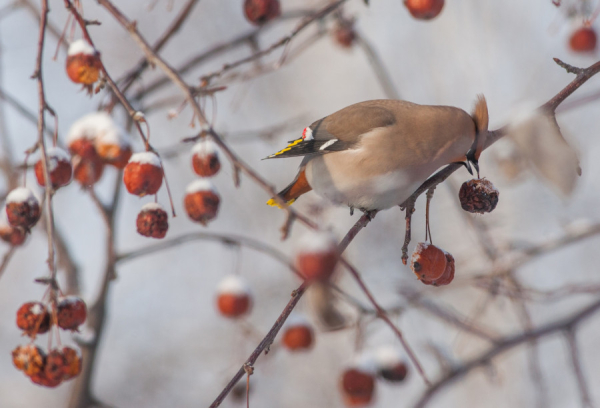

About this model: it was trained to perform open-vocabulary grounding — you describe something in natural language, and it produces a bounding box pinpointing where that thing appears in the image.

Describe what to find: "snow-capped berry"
[61,346,82,380]
[0,219,27,246]
[341,354,377,406]
[16,302,51,337]
[216,275,252,318]
[459,178,499,214]
[184,179,220,225]
[411,242,445,284]
[282,315,314,351]
[72,154,105,186]
[5,187,41,229]
[569,26,597,52]
[93,116,132,169]
[374,346,408,383]
[56,296,87,331]
[34,147,73,189]
[295,230,339,282]
[244,0,281,25]
[68,135,105,186]
[404,0,444,20]
[435,251,455,286]
[66,40,102,85]
[136,203,168,239]
[191,139,221,177]
[123,152,163,196]
[12,344,45,377]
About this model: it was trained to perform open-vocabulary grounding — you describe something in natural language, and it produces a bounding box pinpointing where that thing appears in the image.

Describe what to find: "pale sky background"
[0,0,600,407]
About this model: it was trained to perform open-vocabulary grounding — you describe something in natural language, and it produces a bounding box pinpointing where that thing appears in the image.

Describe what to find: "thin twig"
[565,330,594,408]
[413,297,600,408]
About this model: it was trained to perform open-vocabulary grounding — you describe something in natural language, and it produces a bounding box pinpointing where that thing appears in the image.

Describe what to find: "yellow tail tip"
[266,198,296,208]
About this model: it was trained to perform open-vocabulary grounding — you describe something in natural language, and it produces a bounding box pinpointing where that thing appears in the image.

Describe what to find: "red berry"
[374,346,408,383]
[410,242,454,286]
[56,296,87,331]
[123,152,163,196]
[191,139,221,177]
[136,203,169,239]
[69,138,105,186]
[282,318,314,351]
[12,344,45,377]
[216,276,252,318]
[61,346,82,380]
[341,368,376,406]
[95,121,132,169]
[334,19,356,48]
[34,147,73,189]
[0,220,27,246]
[295,231,339,282]
[16,302,51,337]
[36,349,67,388]
[5,188,41,229]
[404,0,444,20]
[244,0,281,25]
[184,180,220,225]
[66,40,102,85]
[569,26,597,52]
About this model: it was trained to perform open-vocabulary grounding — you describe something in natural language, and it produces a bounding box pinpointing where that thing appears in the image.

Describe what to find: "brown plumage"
[267,97,489,210]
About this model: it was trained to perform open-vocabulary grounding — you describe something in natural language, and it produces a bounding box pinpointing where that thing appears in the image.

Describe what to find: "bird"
[265,96,489,212]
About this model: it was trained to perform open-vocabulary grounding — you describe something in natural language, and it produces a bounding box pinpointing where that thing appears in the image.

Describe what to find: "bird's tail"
[470,94,489,160]
[266,168,312,208]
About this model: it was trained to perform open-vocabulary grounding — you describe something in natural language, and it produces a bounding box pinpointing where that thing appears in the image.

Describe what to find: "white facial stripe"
[303,127,314,141]
[320,139,338,150]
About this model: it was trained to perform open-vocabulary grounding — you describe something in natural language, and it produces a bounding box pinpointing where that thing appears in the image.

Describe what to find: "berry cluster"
[68,112,132,186]
[184,139,221,226]
[12,297,86,387]
[341,347,409,406]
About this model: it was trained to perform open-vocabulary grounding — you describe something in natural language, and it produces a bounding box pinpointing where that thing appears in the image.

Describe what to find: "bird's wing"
[264,101,397,159]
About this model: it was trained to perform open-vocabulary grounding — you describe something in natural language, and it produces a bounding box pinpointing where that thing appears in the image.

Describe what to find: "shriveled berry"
[459,178,499,214]
[16,302,51,337]
[61,346,82,380]
[12,344,45,376]
[56,296,87,331]
[136,203,169,239]
[5,188,41,229]
[184,180,220,225]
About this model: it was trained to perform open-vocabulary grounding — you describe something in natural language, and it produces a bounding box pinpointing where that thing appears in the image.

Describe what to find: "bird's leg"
[400,198,416,265]
[349,206,354,216]
[360,208,375,220]
[425,187,436,244]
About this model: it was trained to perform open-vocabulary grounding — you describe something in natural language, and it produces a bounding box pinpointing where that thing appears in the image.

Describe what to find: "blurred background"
[0,0,600,407]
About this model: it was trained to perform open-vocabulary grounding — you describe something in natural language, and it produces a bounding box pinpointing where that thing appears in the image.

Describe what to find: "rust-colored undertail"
[266,168,312,207]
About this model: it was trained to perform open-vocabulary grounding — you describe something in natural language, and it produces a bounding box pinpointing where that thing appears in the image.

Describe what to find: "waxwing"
[266,96,488,211]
